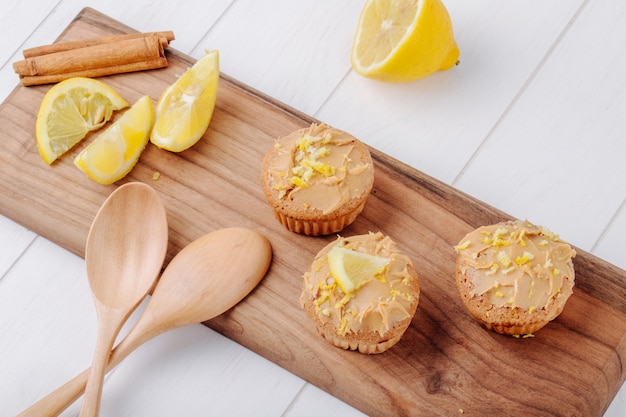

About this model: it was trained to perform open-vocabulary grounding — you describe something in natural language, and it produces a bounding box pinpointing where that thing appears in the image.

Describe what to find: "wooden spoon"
[18,227,272,417]
[79,182,168,417]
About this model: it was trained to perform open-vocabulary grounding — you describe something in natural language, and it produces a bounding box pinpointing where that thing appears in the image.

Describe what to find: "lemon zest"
[515,251,535,267]
[453,240,471,252]
[337,317,347,335]
[497,251,512,268]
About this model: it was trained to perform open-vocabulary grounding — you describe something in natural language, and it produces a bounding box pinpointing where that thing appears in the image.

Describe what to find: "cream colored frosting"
[265,123,373,215]
[301,232,418,337]
[454,220,576,311]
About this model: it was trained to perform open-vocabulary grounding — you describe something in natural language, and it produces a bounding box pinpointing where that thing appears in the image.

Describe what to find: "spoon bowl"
[18,227,272,417]
[79,182,168,417]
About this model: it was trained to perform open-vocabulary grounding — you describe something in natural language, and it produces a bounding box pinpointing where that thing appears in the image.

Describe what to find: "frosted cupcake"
[300,232,420,354]
[260,123,374,236]
[454,220,576,336]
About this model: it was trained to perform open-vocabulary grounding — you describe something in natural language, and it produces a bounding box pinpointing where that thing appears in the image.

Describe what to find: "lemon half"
[351,0,459,82]
[36,77,128,164]
[74,95,154,185]
[150,50,220,152]
[327,245,390,294]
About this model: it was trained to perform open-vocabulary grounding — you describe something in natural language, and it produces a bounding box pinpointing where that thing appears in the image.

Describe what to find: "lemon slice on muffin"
[328,245,390,294]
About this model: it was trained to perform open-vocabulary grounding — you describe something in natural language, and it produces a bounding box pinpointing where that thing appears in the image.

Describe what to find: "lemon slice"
[150,50,219,152]
[327,245,390,294]
[74,95,154,185]
[351,0,460,82]
[36,77,129,164]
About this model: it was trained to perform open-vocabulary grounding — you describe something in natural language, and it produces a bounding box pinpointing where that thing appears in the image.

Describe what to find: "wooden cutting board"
[1,8,624,417]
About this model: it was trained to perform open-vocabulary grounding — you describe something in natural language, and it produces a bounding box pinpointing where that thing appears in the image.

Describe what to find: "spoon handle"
[79,306,128,417]
[17,312,160,417]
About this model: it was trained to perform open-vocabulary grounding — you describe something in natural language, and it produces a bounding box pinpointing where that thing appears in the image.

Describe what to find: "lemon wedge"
[74,95,154,185]
[327,245,390,294]
[150,50,219,152]
[351,0,460,82]
[36,77,129,164]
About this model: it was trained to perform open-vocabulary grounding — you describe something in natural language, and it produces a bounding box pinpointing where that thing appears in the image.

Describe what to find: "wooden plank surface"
[0,8,624,416]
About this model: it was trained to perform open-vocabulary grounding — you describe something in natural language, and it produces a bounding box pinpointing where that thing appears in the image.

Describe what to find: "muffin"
[454,219,576,336]
[260,123,374,236]
[300,232,420,354]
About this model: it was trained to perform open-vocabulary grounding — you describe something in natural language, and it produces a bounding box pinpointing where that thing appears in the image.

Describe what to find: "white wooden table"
[1,1,625,415]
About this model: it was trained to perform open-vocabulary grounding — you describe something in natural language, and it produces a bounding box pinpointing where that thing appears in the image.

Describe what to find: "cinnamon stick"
[18,58,169,87]
[13,31,174,86]
[21,31,174,58]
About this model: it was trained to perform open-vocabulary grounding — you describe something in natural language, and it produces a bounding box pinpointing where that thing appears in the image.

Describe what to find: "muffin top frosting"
[264,123,373,215]
[301,232,418,337]
[454,220,576,311]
